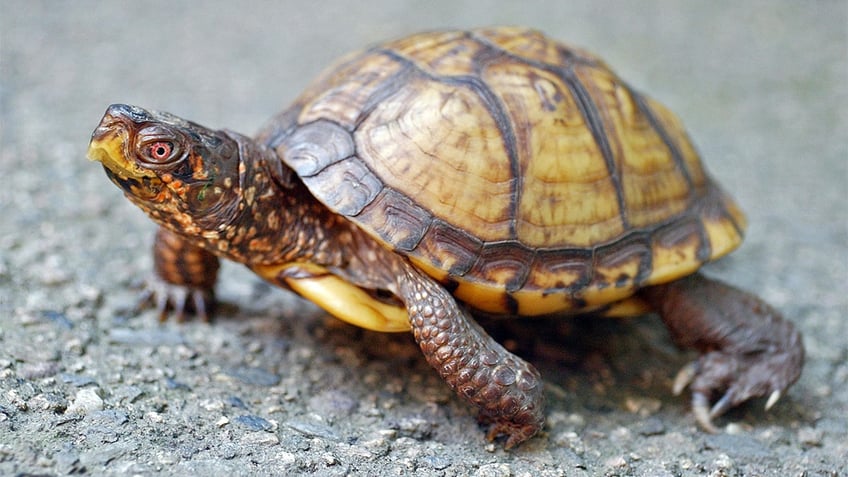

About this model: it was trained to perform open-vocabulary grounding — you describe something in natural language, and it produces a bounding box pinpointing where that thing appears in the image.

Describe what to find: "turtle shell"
[258,27,747,316]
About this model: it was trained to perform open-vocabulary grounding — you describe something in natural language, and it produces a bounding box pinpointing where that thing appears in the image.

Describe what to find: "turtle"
[87,27,803,448]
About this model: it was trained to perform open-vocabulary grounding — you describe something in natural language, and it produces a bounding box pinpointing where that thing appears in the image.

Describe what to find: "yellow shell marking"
[253,262,411,332]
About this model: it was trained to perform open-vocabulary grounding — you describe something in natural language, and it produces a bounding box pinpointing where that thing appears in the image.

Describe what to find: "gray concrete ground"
[1,1,846,475]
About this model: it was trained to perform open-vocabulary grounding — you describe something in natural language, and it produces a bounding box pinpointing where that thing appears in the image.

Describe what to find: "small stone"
[218,444,238,460]
[215,416,230,427]
[308,390,359,419]
[624,396,662,416]
[421,454,451,470]
[394,415,434,440]
[164,377,190,390]
[604,455,629,472]
[636,417,666,436]
[41,310,74,329]
[114,385,144,404]
[199,398,225,412]
[38,262,72,286]
[156,451,180,465]
[226,395,248,409]
[240,432,280,446]
[725,422,746,435]
[475,462,511,477]
[797,426,823,447]
[610,426,632,441]
[27,393,68,413]
[108,327,185,346]
[20,361,60,380]
[286,419,341,441]
[322,452,338,466]
[60,373,97,387]
[89,409,129,426]
[234,414,275,432]
[226,366,281,386]
[710,453,735,476]
[66,388,103,415]
[359,432,391,457]
[146,411,164,423]
[552,431,585,454]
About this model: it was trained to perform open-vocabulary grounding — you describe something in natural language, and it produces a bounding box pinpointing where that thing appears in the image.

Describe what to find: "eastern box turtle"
[88,27,803,448]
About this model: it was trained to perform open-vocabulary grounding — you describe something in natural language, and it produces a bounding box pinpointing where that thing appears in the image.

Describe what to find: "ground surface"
[1,1,846,476]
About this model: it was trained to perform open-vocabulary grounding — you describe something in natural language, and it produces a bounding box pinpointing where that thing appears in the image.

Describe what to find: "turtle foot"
[642,273,804,432]
[138,277,215,322]
[674,342,802,432]
[480,402,545,450]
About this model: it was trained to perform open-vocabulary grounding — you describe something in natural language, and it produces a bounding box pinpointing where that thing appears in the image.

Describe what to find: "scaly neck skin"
[175,131,354,269]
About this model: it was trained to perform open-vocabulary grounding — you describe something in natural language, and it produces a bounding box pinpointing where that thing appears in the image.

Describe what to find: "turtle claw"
[673,362,698,396]
[692,392,719,433]
[765,390,782,411]
[482,415,543,450]
[673,348,801,433]
[708,391,735,421]
[137,277,214,322]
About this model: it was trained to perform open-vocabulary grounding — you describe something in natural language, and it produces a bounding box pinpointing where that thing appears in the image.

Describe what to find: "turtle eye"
[148,142,173,161]
[139,140,181,165]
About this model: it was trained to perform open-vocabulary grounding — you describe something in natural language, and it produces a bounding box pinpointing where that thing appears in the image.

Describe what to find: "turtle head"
[88,104,247,235]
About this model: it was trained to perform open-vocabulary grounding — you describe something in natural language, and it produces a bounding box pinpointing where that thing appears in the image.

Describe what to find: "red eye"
[148,142,173,162]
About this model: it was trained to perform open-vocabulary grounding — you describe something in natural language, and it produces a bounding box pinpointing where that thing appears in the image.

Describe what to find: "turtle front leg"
[640,272,804,432]
[396,265,544,449]
[142,227,220,321]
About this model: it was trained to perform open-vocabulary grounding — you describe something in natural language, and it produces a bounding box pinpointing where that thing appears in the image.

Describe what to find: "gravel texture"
[1,1,846,475]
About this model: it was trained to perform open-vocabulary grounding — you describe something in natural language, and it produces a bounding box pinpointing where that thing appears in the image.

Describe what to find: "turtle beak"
[87,104,157,181]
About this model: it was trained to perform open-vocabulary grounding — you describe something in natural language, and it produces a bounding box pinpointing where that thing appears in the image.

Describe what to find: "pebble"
[421,454,452,470]
[393,415,434,440]
[603,455,630,472]
[239,432,281,447]
[164,377,190,390]
[108,327,185,346]
[797,426,823,447]
[27,392,68,413]
[88,409,129,426]
[113,385,144,404]
[308,389,359,419]
[60,373,98,387]
[41,310,74,329]
[286,419,341,441]
[226,396,248,409]
[636,417,667,436]
[226,366,281,386]
[20,361,60,380]
[234,414,275,432]
[66,388,104,415]
[710,453,735,476]
[474,462,512,477]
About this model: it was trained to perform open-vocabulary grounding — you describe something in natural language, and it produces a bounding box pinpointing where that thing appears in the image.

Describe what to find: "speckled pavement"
[1,1,846,475]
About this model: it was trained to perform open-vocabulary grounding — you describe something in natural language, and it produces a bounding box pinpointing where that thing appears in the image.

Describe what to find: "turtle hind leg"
[396,265,544,449]
[142,227,220,322]
[640,272,804,431]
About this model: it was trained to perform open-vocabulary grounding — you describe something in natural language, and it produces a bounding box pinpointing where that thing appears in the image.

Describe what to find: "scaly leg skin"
[640,272,804,432]
[397,265,544,449]
[140,227,220,322]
